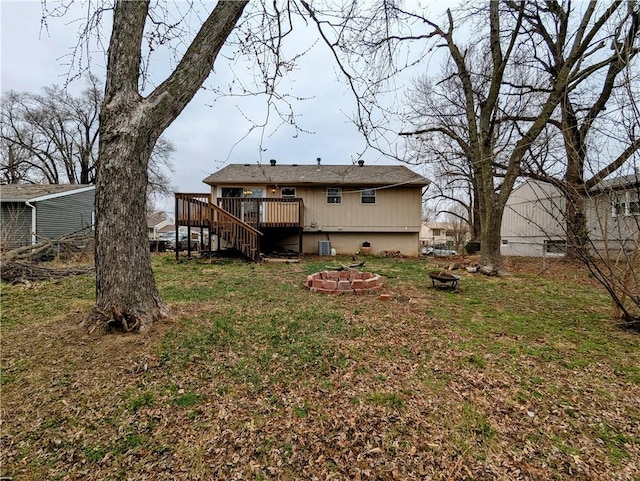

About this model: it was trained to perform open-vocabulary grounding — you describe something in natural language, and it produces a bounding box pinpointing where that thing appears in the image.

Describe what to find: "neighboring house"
[147,213,173,239]
[420,221,469,249]
[501,175,639,257]
[176,160,430,260]
[0,184,95,250]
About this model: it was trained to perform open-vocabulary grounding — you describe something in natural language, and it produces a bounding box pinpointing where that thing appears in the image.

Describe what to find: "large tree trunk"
[84,0,248,333]
[478,197,505,275]
[85,120,167,333]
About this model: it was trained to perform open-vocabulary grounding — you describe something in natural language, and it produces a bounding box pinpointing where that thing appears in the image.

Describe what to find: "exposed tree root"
[84,303,168,334]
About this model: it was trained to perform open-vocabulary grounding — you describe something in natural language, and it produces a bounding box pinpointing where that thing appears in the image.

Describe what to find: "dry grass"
[1,254,639,480]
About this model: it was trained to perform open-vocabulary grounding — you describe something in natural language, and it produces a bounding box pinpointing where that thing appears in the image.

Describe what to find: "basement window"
[327,188,342,204]
[544,239,566,255]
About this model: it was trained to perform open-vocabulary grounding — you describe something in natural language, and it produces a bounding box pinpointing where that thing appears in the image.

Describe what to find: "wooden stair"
[175,193,262,262]
[209,204,262,262]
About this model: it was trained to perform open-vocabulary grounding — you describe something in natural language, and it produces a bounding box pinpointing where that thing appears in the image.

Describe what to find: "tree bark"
[85,0,247,333]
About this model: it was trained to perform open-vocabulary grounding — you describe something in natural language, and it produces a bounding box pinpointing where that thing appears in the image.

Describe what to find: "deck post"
[186,199,192,258]
[174,196,179,261]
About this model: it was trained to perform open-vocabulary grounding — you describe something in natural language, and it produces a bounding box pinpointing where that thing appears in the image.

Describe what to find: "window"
[612,197,625,218]
[544,239,566,255]
[612,191,640,217]
[281,187,296,198]
[327,188,342,204]
[629,192,639,215]
[361,189,376,204]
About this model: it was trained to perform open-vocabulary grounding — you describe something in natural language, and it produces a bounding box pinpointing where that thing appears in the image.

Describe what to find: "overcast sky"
[1,1,440,209]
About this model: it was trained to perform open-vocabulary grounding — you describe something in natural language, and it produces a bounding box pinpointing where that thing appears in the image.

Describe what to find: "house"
[419,221,469,249]
[147,212,173,239]
[175,159,430,260]
[0,184,95,250]
[500,175,639,257]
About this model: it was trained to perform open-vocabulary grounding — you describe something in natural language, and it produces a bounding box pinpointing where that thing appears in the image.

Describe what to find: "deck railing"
[176,193,304,261]
[175,193,212,226]
[217,197,303,228]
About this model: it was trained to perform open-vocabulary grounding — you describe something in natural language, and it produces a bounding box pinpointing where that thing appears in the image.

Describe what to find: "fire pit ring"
[305,269,383,294]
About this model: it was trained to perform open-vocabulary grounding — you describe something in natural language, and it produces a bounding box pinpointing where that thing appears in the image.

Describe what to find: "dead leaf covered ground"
[1,255,639,480]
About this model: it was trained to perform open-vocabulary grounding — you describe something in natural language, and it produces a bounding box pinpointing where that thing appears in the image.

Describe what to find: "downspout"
[25,200,37,246]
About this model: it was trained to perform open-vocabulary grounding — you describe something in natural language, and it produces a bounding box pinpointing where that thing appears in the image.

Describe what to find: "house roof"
[423,221,457,230]
[147,212,168,228]
[590,173,640,193]
[203,164,430,187]
[0,184,95,203]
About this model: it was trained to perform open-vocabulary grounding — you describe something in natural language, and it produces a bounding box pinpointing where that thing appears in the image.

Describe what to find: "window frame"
[281,187,296,199]
[361,188,376,204]
[326,187,342,204]
[544,239,566,255]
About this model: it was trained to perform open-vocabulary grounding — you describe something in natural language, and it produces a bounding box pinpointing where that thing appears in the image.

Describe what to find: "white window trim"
[361,188,376,205]
[326,187,342,204]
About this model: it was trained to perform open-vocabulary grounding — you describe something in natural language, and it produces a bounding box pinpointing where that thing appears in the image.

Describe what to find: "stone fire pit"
[305,269,383,294]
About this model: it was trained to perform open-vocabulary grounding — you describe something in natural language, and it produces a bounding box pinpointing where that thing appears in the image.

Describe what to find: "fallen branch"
[1,228,92,263]
[1,261,94,284]
[327,261,366,271]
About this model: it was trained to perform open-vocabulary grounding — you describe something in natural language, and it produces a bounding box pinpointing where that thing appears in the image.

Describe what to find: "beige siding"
[211,184,422,232]
[587,194,639,253]
[501,181,566,257]
[299,186,422,232]
[210,183,424,256]
[303,232,420,257]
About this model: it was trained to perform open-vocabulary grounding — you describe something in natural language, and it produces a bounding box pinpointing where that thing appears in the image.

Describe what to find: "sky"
[0,1,437,211]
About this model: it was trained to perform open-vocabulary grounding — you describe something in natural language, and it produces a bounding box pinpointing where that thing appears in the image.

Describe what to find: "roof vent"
[270,159,276,166]
[358,159,364,167]
[316,157,321,171]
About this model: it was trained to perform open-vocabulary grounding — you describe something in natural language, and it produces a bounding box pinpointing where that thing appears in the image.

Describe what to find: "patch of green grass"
[458,402,494,441]
[0,273,94,327]
[364,392,404,409]
[82,444,108,463]
[173,391,203,407]
[591,422,638,464]
[3,255,639,480]
[126,391,155,412]
[293,402,311,418]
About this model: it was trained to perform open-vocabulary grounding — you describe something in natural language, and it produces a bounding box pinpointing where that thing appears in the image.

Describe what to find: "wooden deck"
[174,193,304,261]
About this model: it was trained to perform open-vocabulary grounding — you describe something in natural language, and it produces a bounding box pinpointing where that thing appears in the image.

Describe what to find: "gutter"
[25,200,37,246]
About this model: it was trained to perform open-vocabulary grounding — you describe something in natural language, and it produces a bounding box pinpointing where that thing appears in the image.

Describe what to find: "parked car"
[156,232,199,251]
[425,244,457,256]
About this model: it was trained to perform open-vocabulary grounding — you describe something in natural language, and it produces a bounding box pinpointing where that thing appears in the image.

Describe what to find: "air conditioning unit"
[318,241,332,256]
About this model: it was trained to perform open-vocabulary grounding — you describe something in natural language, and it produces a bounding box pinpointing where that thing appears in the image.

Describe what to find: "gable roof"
[0,184,95,203]
[147,212,168,228]
[590,173,640,193]
[203,164,430,187]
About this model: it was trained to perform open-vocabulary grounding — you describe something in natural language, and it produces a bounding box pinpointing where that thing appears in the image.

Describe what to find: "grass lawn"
[1,254,639,480]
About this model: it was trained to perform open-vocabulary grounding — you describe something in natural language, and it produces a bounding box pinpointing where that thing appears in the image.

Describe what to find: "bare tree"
[0,75,175,201]
[83,1,249,333]
[324,1,639,274]
[517,1,640,258]
[0,75,102,184]
[505,174,639,328]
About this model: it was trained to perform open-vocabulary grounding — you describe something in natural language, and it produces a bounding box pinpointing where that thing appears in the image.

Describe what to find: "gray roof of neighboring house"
[0,184,95,202]
[590,173,640,193]
[203,164,430,187]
